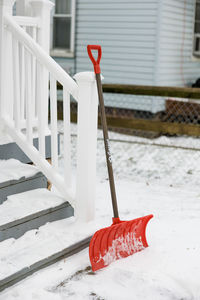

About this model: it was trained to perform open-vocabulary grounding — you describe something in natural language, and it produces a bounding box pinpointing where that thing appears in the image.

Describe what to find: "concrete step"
[0,217,95,292]
[0,188,73,242]
[0,159,47,204]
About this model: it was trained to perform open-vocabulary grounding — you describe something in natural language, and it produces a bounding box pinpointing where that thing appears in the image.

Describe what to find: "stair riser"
[0,204,74,242]
[0,135,60,163]
[0,174,47,205]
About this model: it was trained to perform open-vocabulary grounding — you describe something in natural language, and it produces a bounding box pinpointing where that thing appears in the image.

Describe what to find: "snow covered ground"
[1,124,200,299]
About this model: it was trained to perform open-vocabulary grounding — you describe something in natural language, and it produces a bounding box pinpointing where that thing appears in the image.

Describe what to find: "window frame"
[50,0,76,58]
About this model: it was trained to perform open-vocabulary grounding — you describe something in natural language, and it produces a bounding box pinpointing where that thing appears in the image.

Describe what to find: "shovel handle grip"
[87,45,102,74]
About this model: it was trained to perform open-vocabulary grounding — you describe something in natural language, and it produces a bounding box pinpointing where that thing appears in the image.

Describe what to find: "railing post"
[30,0,54,52]
[29,0,54,152]
[74,72,99,222]
[0,0,15,135]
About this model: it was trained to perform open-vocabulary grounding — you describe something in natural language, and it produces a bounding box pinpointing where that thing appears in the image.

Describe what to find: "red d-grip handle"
[87,45,102,74]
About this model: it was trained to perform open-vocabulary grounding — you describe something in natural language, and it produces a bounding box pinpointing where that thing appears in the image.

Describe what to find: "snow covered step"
[0,188,73,242]
[0,159,47,204]
[0,218,95,292]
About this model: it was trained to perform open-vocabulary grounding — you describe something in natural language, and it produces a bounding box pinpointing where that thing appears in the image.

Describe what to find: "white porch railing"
[13,15,40,130]
[0,0,99,222]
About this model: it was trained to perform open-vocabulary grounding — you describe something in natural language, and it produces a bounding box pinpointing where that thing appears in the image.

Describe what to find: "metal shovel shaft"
[95,73,119,219]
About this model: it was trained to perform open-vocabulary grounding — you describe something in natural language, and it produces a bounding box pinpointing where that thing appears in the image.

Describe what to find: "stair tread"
[0,159,39,184]
[0,188,68,227]
[0,217,97,281]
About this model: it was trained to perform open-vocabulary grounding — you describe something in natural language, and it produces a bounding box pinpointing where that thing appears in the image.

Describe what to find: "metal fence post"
[74,71,99,222]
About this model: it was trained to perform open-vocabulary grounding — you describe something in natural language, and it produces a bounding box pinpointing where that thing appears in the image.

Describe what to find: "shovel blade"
[89,214,153,271]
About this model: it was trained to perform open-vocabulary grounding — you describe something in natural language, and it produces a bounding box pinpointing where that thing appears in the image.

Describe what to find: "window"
[51,0,75,57]
[194,0,200,56]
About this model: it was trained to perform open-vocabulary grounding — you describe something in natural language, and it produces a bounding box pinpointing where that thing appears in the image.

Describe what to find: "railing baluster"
[12,37,20,130]
[37,62,46,157]
[25,49,33,144]
[31,26,37,120]
[63,88,71,187]
[32,26,37,42]
[32,61,36,119]
[20,27,25,121]
[5,28,14,121]
[50,74,58,169]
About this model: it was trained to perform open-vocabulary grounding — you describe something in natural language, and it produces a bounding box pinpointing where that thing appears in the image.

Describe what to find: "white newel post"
[30,0,53,52]
[74,72,99,222]
[0,0,15,135]
[30,0,54,155]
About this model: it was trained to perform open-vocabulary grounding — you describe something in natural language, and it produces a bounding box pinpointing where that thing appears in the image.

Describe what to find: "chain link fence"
[57,86,200,189]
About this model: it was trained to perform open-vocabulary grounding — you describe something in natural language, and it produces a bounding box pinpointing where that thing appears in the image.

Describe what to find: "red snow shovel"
[87,45,153,272]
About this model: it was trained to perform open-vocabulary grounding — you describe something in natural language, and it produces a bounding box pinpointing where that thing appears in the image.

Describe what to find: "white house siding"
[52,57,75,76]
[75,0,165,112]
[75,0,158,85]
[157,0,200,87]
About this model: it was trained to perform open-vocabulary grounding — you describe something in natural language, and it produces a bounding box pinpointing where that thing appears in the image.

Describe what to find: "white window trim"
[193,34,200,57]
[50,0,76,58]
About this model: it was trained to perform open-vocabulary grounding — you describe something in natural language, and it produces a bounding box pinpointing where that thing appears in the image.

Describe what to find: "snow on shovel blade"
[89,214,153,272]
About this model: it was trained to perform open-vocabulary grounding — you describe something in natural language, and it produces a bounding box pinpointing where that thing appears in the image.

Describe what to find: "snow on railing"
[0,0,99,222]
